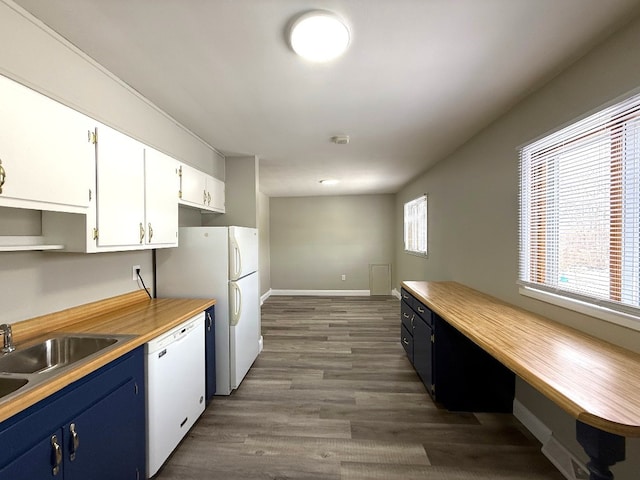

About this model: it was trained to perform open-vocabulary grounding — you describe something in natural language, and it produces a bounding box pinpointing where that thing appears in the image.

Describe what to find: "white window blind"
[404,195,427,255]
[519,91,640,318]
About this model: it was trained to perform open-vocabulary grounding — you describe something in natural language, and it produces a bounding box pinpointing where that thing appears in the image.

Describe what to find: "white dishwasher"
[146,312,205,477]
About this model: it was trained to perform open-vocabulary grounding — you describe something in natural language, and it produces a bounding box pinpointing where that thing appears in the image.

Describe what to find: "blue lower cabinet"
[0,346,146,480]
[205,306,216,403]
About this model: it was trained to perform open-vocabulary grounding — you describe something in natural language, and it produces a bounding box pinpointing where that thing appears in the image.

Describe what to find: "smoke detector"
[331,135,350,145]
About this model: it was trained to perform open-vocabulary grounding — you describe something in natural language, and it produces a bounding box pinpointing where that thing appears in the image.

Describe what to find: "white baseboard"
[513,398,552,444]
[270,289,370,296]
[260,289,272,305]
[513,399,587,480]
[391,288,401,299]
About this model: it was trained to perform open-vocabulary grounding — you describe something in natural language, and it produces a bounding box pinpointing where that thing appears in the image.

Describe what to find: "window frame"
[518,89,640,331]
[403,194,428,257]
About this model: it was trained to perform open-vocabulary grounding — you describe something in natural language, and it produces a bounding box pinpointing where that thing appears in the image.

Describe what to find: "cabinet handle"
[403,312,409,319]
[411,314,415,329]
[69,423,80,461]
[207,192,211,205]
[0,159,6,194]
[417,306,425,313]
[207,312,213,330]
[402,338,409,345]
[203,189,207,204]
[51,434,62,476]
[148,222,154,242]
[139,222,145,244]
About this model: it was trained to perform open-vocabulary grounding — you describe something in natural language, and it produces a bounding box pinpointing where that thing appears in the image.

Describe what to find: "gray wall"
[258,192,271,297]
[395,14,640,479]
[204,156,259,228]
[0,2,220,323]
[270,195,395,291]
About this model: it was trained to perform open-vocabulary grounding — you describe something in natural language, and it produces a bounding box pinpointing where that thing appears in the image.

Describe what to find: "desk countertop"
[402,280,640,437]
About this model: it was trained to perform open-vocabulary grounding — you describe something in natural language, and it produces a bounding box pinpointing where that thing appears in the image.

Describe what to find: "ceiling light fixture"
[319,179,340,186]
[289,11,350,62]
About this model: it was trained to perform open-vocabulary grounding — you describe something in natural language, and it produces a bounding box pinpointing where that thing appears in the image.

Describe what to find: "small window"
[404,195,428,256]
[518,91,640,323]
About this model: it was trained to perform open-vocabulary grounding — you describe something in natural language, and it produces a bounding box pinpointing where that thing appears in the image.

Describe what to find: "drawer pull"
[69,423,80,461]
[51,435,62,475]
[402,338,409,345]
[417,306,425,313]
[403,312,409,318]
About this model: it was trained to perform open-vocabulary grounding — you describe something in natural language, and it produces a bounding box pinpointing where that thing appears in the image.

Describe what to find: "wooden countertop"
[0,290,215,423]
[402,280,640,437]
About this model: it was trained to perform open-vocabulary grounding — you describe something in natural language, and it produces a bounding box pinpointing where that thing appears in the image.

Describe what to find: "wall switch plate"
[341,274,346,281]
[132,265,141,281]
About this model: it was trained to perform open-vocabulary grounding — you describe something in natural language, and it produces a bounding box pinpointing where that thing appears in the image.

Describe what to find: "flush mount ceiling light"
[319,179,340,186]
[289,10,350,62]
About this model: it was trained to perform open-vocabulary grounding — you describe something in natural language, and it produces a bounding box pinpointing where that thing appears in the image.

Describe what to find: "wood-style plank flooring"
[155,295,564,479]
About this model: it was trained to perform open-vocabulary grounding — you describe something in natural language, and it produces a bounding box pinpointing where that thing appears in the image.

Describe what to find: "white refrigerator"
[156,226,261,395]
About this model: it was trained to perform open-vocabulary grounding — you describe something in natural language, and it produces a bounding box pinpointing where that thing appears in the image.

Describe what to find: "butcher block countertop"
[0,290,215,423]
[402,280,640,437]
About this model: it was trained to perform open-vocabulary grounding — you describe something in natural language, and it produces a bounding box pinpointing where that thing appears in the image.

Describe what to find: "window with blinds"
[518,91,640,320]
[404,195,427,256]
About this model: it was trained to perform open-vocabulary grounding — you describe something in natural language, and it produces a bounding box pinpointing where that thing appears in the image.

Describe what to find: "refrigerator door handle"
[230,282,242,326]
[229,233,242,280]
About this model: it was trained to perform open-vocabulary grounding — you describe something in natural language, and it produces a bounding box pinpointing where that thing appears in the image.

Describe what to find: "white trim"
[270,289,370,296]
[391,288,401,299]
[260,289,272,306]
[513,398,552,444]
[520,286,640,332]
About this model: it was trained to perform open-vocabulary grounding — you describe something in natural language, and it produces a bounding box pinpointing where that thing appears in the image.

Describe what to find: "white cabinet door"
[144,148,179,247]
[179,163,207,209]
[0,74,92,213]
[178,163,225,213]
[206,175,225,213]
[95,125,145,247]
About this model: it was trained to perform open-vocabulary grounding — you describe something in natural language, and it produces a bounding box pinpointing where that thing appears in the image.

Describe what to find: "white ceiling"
[13,0,640,197]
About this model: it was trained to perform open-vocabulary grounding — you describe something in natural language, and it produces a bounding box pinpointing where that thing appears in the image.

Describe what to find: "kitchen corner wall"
[270,195,395,292]
[258,193,271,297]
[0,1,222,323]
[204,156,259,228]
[394,13,640,479]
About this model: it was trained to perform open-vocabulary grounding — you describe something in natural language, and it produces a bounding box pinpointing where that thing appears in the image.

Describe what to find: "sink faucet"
[0,324,15,353]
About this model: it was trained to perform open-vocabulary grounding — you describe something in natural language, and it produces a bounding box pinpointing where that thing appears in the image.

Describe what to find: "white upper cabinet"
[207,175,226,213]
[0,74,92,213]
[95,125,146,248]
[179,163,225,213]
[144,147,179,246]
[43,126,180,252]
[179,163,207,208]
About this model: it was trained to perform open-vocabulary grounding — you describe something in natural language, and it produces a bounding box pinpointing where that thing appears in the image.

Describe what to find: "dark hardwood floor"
[155,295,564,479]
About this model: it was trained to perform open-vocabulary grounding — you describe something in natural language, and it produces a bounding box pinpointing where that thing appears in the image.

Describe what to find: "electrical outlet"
[132,265,141,281]
[341,274,346,281]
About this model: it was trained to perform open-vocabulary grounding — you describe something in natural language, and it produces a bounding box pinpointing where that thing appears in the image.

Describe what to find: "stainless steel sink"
[0,377,28,397]
[0,336,119,374]
[0,333,134,403]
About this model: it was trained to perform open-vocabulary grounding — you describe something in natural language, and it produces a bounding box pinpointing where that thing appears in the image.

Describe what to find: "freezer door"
[229,273,260,389]
[229,226,258,280]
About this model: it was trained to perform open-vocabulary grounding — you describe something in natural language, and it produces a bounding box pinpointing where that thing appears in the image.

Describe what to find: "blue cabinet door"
[0,429,63,479]
[413,314,433,397]
[64,378,145,480]
[205,306,216,402]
